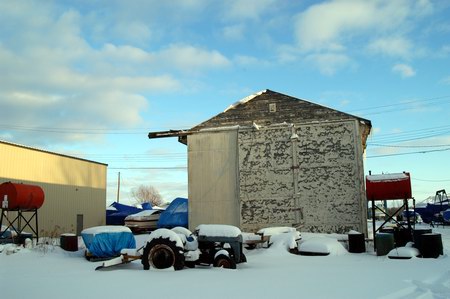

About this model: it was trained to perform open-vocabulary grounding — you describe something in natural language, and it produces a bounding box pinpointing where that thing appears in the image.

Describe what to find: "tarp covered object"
[81,226,136,258]
[106,202,152,225]
[158,197,188,229]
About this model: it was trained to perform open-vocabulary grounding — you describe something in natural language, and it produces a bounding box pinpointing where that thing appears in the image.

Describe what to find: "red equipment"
[366,172,412,201]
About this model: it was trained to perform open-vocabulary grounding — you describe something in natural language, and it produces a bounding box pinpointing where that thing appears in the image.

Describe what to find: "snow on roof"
[366,173,409,182]
[223,90,267,112]
[196,224,241,238]
[81,225,132,236]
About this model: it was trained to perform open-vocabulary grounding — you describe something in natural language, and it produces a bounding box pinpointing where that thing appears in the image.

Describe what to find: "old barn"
[150,90,372,234]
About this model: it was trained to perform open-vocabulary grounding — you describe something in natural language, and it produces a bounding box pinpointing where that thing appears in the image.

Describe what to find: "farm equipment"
[415,189,449,225]
[95,224,246,271]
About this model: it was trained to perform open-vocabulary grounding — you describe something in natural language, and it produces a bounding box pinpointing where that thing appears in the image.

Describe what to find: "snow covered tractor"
[142,224,246,270]
[95,224,246,271]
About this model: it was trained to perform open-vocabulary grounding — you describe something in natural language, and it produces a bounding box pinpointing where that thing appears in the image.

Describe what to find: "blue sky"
[1,0,449,205]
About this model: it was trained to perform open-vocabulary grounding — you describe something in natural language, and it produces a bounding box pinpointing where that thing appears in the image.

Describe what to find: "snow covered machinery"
[142,224,246,270]
[96,224,246,271]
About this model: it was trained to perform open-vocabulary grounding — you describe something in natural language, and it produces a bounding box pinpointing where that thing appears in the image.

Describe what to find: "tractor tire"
[213,254,236,269]
[142,237,185,271]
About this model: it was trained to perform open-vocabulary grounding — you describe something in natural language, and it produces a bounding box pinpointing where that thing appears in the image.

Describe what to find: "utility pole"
[117,172,121,203]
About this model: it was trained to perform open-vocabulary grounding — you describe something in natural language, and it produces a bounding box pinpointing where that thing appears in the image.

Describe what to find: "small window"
[269,103,277,112]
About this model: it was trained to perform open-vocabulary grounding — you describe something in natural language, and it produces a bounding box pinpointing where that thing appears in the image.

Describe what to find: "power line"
[368,143,450,148]
[2,95,450,135]
[347,95,450,116]
[413,178,450,182]
[0,124,194,134]
[368,125,450,144]
[366,147,450,158]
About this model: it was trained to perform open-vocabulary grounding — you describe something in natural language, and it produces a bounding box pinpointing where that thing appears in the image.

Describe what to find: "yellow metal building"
[0,140,107,237]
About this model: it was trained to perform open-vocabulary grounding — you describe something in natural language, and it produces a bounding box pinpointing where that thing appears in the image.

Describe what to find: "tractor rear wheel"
[142,237,185,270]
[213,254,236,269]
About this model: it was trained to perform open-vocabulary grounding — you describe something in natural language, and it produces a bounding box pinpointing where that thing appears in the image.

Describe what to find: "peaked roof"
[148,89,372,148]
[192,89,371,130]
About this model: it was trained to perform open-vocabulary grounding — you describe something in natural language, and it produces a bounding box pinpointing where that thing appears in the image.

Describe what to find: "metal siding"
[0,142,106,236]
[188,130,239,230]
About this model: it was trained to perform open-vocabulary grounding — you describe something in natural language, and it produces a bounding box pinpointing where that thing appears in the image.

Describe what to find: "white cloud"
[339,99,350,107]
[0,0,234,146]
[222,24,245,41]
[367,37,413,58]
[392,63,416,78]
[156,44,231,72]
[222,0,277,21]
[234,55,271,67]
[441,76,450,85]
[305,53,353,75]
[293,0,434,56]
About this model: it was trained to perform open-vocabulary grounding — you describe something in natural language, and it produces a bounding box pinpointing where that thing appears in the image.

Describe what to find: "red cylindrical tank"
[366,172,412,201]
[0,182,45,209]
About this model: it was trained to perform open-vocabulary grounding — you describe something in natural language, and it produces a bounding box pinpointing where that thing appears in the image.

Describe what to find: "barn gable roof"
[148,89,372,148]
[193,89,371,129]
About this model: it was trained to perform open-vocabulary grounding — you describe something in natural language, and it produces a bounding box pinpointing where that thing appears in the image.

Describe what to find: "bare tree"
[131,185,162,207]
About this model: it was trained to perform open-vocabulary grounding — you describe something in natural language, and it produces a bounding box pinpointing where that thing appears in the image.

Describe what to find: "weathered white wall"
[238,124,297,232]
[188,130,240,230]
[239,120,367,234]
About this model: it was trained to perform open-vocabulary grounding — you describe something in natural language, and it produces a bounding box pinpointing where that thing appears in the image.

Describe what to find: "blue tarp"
[157,197,188,229]
[106,202,152,225]
[415,202,449,223]
[81,229,136,258]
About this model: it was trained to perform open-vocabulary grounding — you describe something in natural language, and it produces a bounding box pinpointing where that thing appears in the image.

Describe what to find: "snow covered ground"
[1,223,449,299]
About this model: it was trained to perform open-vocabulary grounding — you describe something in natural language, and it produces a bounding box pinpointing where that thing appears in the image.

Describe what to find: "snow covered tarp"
[157,197,188,229]
[81,226,136,258]
[388,244,420,259]
[298,236,348,256]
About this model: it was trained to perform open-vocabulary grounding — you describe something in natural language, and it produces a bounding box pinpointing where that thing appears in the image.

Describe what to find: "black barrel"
[420,233,443,258]
[394,228,412,247]
[376,233,395,256]
[18,232,33,245]
[348,233,365,253]
[413,228,432,250]
[60,234,78,251]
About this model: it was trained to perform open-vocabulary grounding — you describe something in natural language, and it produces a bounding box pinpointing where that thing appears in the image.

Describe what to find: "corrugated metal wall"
[187,130,240,230]
[0,142,106,236]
